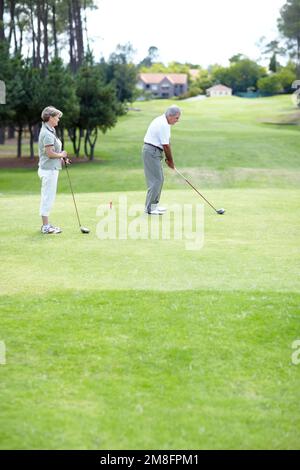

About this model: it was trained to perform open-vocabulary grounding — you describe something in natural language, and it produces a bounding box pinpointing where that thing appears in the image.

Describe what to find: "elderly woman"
[38,106,70,234]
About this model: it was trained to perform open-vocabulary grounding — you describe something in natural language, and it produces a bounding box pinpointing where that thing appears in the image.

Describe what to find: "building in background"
[206,84,232,97]
[138,73,188,98]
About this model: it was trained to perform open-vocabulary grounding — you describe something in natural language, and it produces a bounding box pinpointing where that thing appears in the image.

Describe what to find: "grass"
[0,189,299,294]
[0,95,299,449]
[1,95,300,193]
[1,290,299,450]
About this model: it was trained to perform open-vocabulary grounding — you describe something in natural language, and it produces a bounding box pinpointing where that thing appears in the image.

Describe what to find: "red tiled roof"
[139,73,188,85]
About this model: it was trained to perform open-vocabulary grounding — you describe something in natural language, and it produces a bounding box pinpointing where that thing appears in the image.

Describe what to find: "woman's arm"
[45,145,67,159]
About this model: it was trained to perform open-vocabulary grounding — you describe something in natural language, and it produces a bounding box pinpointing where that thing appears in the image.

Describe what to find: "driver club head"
[80,226,90,234]
[217,208,225,215]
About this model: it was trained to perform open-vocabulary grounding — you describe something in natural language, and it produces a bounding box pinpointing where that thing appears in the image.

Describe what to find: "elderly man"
[143,105,181,215]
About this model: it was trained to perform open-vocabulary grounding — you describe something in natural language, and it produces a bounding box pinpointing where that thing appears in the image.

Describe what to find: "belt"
[144,142,163,151]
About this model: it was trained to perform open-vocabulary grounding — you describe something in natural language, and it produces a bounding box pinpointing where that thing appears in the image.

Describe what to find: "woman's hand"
[61,155,71,165]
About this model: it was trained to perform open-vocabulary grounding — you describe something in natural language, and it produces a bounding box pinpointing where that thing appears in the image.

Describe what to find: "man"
[143,105,181,215]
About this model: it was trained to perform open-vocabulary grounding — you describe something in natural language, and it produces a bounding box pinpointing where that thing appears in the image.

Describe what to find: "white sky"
[86,0,286,67]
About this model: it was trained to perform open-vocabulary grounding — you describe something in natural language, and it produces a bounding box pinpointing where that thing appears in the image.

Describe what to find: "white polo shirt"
[144,114,170,150]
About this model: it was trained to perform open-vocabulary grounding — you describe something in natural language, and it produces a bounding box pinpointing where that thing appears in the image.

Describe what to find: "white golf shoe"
[41,224,62,234]
[145,204,166,215]
[147,209,163,215]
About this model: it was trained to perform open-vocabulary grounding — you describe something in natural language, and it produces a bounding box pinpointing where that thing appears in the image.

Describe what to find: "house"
[206,84,232,97]
[137,73,188,98]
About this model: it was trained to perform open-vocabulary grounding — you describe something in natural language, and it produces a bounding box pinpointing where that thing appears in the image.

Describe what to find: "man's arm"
[162,144,175,169]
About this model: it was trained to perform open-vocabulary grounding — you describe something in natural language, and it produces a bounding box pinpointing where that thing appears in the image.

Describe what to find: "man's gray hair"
[41,106,63,122]
[165,105,181,117]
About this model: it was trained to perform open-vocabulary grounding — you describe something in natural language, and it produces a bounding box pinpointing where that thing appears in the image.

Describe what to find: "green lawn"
[0,96,299,449]
[1,95,300,193]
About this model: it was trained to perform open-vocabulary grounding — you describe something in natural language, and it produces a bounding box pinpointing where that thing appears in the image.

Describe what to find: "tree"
[68,56,120,160]
[257,75,284,95]
[278,0,300,78]
[277,64,296,92]
[109,42,136,65]
[0,0,97,156]
[1,55,40,157]
[138,46,159,68]
[140,61,192,74]
[0,41,11,144]
[140,62,167,73]
[263,40,285,72]
[194,69,214,92]
[0,54,79,158]
[1,0,97,69]
[44,57,79,147]
[67,0,85,72]
[211,64,233,88]
[212,59,266,93]
[269,54,277,73]
[107,43,138,104]
[0,0,4,41]
[229,53,248,63]
[269,41,285,72]
[166,62,190,74]
[9,58,46,158]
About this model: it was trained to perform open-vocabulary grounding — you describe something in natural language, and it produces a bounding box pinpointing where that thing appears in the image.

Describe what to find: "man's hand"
[165,158,175,169]
[163,144,175,169]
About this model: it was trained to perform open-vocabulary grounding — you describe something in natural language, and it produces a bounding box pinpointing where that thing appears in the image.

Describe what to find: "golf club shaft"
[174,167,218,212]
[64,162,82,228]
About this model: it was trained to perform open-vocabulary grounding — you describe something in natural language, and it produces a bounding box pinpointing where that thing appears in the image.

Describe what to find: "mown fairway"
[0,96,299,449]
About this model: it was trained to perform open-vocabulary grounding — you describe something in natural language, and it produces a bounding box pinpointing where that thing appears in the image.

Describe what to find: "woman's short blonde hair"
[41,106,63,122]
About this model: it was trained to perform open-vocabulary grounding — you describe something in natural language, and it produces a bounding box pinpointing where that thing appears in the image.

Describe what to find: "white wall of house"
[206,85,232,97]
[210,90,232,97]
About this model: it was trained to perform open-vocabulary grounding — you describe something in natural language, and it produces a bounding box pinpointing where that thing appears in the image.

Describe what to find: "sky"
[86,0,287,67]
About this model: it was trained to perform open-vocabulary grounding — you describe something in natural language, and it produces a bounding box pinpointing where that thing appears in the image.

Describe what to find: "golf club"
[64,160,90,233]
[174,167,225,215]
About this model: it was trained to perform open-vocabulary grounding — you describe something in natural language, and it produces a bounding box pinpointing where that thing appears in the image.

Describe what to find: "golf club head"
[80,226,90,234]
[217,208,225,215]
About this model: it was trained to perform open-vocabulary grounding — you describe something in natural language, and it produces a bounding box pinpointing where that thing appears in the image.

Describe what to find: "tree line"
[184,57,297,99]
[0,0,299,159]
[0,1,138,159]
[139,0,300,100]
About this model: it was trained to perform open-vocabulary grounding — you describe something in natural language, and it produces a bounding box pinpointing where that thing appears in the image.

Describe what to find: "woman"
[38,106,70,234]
